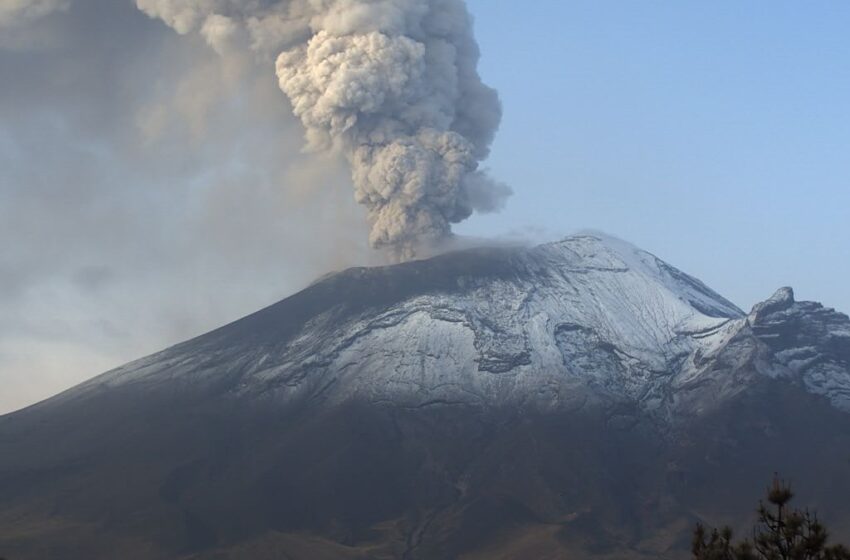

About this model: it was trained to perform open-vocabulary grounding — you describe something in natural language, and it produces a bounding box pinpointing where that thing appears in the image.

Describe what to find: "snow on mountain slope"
[748,287,850,409]
[672,286,850,414]
[64,234,850,417]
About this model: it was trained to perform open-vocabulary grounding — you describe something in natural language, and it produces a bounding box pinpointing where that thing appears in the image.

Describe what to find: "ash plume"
[136,0,509,261]
[0,0,69,28]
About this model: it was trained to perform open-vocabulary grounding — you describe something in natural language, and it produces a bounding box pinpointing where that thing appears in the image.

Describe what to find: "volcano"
[2,234,849,559]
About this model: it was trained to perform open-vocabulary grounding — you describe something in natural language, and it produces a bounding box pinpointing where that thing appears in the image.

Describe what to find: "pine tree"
[693,476,850,560]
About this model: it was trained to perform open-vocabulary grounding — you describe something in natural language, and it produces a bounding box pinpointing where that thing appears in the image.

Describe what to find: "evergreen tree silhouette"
[693,476,850,560]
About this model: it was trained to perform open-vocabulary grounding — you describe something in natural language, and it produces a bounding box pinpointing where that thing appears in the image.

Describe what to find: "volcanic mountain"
[1,234,849,559]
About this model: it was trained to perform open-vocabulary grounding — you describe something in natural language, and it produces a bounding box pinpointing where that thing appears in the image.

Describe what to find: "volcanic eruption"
[136,0,511,261]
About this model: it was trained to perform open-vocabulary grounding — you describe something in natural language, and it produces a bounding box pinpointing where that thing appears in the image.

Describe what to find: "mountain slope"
[1,234,849,559]
[68,235,746,411]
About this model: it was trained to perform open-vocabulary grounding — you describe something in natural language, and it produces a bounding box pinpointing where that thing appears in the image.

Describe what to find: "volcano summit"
[1,235,849,559]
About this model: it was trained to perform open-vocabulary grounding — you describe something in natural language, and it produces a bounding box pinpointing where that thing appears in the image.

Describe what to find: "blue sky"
[461,0,850,313]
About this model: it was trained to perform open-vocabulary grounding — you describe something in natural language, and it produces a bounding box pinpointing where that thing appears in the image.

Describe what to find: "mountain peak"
[39,234,848,419]
[538,233,744,320]
[3,235,850,560]
[67,234,751,415]
[749,286,795,323]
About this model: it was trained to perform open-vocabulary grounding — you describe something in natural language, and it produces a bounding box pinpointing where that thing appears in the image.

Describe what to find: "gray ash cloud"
[136,0,510,261]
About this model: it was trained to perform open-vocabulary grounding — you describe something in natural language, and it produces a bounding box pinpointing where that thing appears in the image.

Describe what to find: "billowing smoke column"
[136,0,509,261]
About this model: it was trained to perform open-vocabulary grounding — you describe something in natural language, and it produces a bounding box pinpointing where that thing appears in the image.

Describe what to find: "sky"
[1,0,848,414]
[461,0,850,309]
